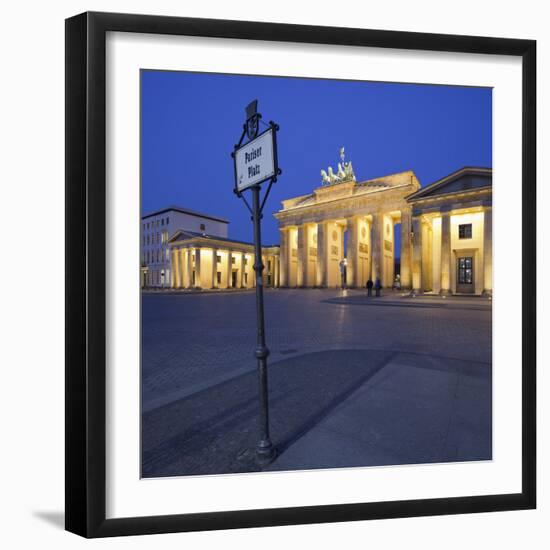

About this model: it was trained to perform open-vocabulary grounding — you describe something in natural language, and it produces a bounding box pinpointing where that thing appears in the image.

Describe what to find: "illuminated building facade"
[168,230,280,290]
[141,206,229,288]
[155,166,492,295]
[275,166,492,295]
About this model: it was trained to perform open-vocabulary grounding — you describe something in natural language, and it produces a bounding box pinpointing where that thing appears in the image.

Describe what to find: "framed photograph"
[65,11,536,537]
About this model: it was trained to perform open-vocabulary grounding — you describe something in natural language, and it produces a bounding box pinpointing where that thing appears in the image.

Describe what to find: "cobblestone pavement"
[141,289,492,476]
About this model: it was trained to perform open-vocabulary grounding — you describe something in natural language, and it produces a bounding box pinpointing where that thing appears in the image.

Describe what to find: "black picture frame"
[65,11,536,538]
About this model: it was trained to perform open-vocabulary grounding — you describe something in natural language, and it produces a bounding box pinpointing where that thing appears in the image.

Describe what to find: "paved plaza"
[141,289,492,477]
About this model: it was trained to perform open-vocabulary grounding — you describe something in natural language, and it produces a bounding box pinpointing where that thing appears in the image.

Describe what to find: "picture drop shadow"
[32,510,65,530]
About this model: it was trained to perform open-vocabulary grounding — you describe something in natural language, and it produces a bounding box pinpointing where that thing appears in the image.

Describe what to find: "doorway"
[456,256,474,294]
[231,271,237,288]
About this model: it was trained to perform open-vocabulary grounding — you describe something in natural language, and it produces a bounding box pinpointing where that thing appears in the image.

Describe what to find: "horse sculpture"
[320,148,356,186]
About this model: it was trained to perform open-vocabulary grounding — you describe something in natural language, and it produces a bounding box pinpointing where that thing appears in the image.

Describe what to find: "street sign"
[231,101,281,466]
[234,128,276,193]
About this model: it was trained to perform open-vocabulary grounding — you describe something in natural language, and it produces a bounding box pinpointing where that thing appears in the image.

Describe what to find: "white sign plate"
[234,128,276,192]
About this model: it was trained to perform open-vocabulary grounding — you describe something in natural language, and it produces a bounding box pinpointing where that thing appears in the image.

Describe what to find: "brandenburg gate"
[274,149,418,289]
[274,149,492,295]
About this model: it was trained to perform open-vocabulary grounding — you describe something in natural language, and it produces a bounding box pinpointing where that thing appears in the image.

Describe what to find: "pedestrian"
[366,278,373,297]
[374,276,382,297]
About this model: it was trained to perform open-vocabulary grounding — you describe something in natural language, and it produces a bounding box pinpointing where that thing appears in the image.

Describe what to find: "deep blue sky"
[141,70,492,246]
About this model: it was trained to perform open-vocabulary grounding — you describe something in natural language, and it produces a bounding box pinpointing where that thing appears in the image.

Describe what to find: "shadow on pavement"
[142,348,491,477]
[142,349,393,477]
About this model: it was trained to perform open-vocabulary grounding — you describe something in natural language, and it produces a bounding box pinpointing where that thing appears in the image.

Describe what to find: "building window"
[166,217,169,224]
[231,257,235,264]
[458,223,472,239]
[216,255,222,263]
[161,219,164,226]
[200,223,206,231]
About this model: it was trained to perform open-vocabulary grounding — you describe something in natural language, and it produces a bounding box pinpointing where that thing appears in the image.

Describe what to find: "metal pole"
[250,184,275,464]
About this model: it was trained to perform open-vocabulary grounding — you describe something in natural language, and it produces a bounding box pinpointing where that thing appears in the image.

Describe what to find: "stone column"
[239,252,245,288]
[316,221,327,287]
[211,248,218,289]
[422,223,431,290]
[440,211,452,295]
[427,225,433,291]
[400,209,412,289]
[172,248,180,288]
[235,252,241,288]
[180,249,187,288]
[279,228,288,287]
[194,248,202,288]
[264,255,269,287]
[411,216,423,293]
[249,254,254,288]
[346,217,358,288]
[296,225,306,287]
[179,248,184,288]
[225,250,232,288]
[371,213,383,283]
[274,253,280,287]
[184,248,193,288]
[483,208,492,295]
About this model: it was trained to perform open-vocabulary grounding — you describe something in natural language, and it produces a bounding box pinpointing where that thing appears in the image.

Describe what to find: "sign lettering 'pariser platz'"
[234,128,276,192]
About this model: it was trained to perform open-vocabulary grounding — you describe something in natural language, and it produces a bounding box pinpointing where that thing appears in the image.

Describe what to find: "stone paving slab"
[268,352,491,472]
[141,290,492,477]
[142,349,491,478]
[142,350,393,477]
[141,289,492,411]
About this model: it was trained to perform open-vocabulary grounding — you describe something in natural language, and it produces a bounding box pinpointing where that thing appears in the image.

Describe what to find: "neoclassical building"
[140,205,229,288]
[168,230,280,290]
[274,165,492,295]
[162,164,492,295]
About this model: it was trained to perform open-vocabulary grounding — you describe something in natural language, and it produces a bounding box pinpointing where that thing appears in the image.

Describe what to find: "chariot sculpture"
[320,147,356,186]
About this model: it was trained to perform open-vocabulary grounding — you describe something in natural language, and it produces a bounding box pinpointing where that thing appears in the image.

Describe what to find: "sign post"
[232,100,281,465]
